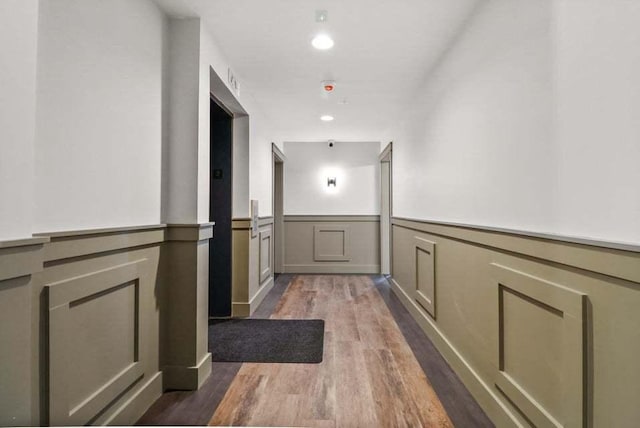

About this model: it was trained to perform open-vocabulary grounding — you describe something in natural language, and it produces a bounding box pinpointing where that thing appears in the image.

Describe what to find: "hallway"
[213,275,451,427]
[2,1,640,426]
[139,275,492,427]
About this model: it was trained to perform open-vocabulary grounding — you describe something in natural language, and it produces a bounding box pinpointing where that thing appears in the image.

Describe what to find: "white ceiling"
[155,0,480,142]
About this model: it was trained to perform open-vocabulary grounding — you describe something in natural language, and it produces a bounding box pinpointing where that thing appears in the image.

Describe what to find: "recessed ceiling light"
[312,34,334,50]
[320,115,334,122]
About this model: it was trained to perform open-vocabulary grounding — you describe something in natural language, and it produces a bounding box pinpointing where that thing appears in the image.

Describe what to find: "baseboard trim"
[389,277,522,428]
[232,276,275,317]
[102,371,163,426]
[162,353,212,391]
[250,276,275,313]
[283,264,380,274]
[232,302,250,317]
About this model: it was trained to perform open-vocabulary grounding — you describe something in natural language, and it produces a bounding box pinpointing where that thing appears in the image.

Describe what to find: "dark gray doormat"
[209,318,325,363]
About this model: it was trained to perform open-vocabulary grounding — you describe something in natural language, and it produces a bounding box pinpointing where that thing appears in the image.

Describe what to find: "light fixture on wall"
[321,167,341,194]
[320,115,334,122]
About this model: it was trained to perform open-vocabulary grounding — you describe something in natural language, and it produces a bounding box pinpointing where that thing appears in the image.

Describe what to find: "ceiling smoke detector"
[322,80,336,92]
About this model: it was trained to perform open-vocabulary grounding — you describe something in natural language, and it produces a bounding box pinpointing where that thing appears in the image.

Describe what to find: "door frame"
[272,143,286,274]
[379,142,393,275]
[207,64,249,317]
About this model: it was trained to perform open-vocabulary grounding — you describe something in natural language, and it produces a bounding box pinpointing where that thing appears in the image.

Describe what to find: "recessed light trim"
[312,34,334,50]
[320,115,334,122]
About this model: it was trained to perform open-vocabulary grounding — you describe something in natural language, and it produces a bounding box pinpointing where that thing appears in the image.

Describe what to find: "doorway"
[272,144,285,274]
[209,97,233,317]
[380,142,392,275]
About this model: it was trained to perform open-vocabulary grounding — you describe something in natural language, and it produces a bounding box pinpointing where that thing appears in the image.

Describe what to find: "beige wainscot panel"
[414,236,436,319]
[232,218,274,317]
[34,227,165,426]
[47,261,145,426]
[492,263,586,427]
[0,237,47,426]
[259,228,272,284]
[284,216,380,274]
[162,223,213,391]
[313,224,351,262]
[390,219,640,428]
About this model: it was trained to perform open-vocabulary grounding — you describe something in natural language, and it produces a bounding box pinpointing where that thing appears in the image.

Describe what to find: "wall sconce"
[327,177,337,187]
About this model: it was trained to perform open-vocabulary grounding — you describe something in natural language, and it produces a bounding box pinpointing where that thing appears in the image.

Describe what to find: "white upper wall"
[164,18,200,224]
[249,105,281,218]
[552,0,640,244]
[34,0,166,232]
[0,0,39,240]
[284,141,380,215]
[392,0,640,245]
[197,22,278,220]
[394,0,554,232]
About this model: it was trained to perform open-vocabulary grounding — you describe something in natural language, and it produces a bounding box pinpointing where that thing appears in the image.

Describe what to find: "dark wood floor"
[137,274,493,427]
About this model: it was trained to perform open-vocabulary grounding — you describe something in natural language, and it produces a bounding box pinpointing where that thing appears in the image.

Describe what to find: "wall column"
[162,223,214,390]
[0,237,47,426]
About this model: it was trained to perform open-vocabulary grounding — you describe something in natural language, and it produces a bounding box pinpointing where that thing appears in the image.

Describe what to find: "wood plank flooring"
[137,274,493,427]
[209,275,453,427]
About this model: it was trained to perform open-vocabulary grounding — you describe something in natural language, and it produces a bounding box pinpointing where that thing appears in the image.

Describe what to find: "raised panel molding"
[391,219,638,427]
[46,260,147,426]
[313,224,351,262]
[232,221,275,317]
[491,263,587,428]
[284,217,380,274]
[414,237,436,319]
[259,229,272,284]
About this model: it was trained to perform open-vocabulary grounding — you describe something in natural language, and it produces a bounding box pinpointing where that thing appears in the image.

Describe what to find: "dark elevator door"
[209,98,233,317]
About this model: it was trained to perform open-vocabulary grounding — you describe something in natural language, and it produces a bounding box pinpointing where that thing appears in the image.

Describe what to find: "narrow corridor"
[139,275,493,427]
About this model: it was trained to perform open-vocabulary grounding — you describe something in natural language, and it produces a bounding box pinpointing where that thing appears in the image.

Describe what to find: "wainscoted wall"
[0,237,47,426]
[283,216,380,274]
[0,223,220,426]
[390,218,640,427]
[162,223,213,391]
[34,226,166,426]
[231,217,274,317]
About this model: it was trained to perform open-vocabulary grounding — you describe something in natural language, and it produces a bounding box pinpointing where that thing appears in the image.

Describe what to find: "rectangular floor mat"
[209,318,324,363]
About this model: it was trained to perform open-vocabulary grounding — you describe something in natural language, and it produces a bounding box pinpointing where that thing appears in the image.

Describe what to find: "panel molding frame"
[46,259,147,426]
[492,263,587,428]
[313,224,351,262]
[259,228,272,284]
[388,275,522,427]
[414,236,436,319]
